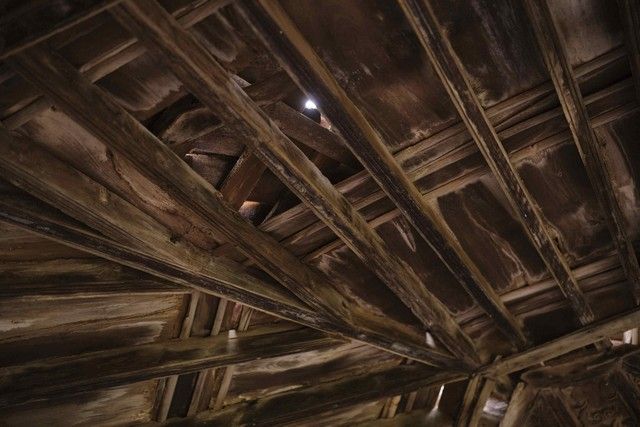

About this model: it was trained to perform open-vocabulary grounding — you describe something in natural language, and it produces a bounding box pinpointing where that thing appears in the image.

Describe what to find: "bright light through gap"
[304,99,317,109]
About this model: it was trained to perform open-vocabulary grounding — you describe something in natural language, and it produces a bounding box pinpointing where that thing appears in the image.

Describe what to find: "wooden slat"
[398,0,594,325]
[0,0,124,60]
[0,325,338,407]
[9,46,349,331]
[482,307,640,377]
[110,0,479,365]
[618,0,640,102]
[238,0,527,350]
[0,142,459,369]
[159,365,466,426]
[523,0,640,304]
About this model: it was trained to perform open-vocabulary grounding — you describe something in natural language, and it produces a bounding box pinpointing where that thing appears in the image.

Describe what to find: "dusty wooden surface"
[0,0,639,425]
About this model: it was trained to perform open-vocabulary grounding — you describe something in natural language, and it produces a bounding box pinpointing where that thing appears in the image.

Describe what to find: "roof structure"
[1,0,640,425]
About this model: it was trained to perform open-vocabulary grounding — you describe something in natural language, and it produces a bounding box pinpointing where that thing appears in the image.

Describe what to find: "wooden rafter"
[398,0,594,325]
[0,137,459,369]
[618,0,640,102]
[160,365,466,426]
[523,0,640,304]
[237,0,527,350]
[0,325,338,408]
[482,307,640,376]
[109,0,479,365]
[610,368,640,421]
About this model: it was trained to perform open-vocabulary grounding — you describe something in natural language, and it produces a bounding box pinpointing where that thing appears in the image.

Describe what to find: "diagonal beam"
[0,131,459,369]
[523,0,640,304]
[160,365,466,426]
[481,307,640,377]
[237,0,526,350]
[398,0,594,325]
[0,325,339,408]
[109,0,479,364]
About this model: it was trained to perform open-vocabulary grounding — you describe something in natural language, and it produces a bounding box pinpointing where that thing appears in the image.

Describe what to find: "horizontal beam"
[0,325,339,407]
[112,0,478,365]
[482,307,640,377]
[0,279,184,298]
[239,0,526,349]
[398,0,594,325]
[160,365,466,426]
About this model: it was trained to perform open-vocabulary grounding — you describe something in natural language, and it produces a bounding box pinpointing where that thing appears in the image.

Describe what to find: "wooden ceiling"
[1,0,639,425]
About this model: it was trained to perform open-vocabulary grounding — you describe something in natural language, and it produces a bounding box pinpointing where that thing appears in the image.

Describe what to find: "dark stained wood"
[483,307,640,376]
[238,0,527,351]
[398,0,594,325]
[0,325,339,407]
[2,0,232,130]
[501,383,535,427]
[9,46,351,329]
[541,390,581,426]
[618,0,640,102]
[454,375,481,427]
[160,365,466,426]
[0,278,183,298]
[0,0,123,60]
[0,150,459,369]
[610,368,640,421]
[523,0,640,305]
[109,0,479,365]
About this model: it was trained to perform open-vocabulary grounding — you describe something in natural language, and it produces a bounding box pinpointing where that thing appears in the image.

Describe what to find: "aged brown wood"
[238,0,527,350]
[610,368,640,421]
[0,143,459,369]
[0,0,124,60]
[0,325,339,407]
[159,365,466,426]
[501,383,535,427]
[455,375,481,427]
[398,0,594,325]
[618,0,640,102]
[523,0,640,305]
[109,0,479,365]
[541,390,581,426]
[482,307,640,377]
[0,278,183,298]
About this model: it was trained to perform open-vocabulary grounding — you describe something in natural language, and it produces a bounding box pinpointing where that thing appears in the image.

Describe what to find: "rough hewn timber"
[398,0,594,325]
[110,0,479,365]
[157,365,466,426]
[238,0,527,350]
[482,308,640,376]
[0,325,339,407]
[523,0,640,304]
[618,0,640,102]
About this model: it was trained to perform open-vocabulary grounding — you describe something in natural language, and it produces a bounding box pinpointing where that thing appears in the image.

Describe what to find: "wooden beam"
[0,325,339,407]
[0,144,459,369]
[398,0,594,325]
[501,383,536,427]
[618,0,640,102]
[159,365,466,426]
[0,0,124,60]
[455,375,482,427]
[1,0,236,131]
[523,0,640,304]
[482,307,640,377]
[610,367,640,421]
[9,46,351,332]
[109,0,479,365]
[0,278,184,298]
[541,390,581,426]
[237,0,527,350]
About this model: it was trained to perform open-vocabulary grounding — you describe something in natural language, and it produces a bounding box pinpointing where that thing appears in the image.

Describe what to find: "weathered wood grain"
[482,307,640,376]
[398,0,594,325]
[0,325,339,407]
[523,0,640,304]
[158,365,466,426]
[110,0,479,365]
[618,0,640,102]
[238,0,526,350]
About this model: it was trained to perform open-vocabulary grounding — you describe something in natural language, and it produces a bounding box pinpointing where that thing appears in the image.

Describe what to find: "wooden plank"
[2,0,234,130]
[610,368,640,421]
[523,0,640,304]
[0,0,124,60]
[0,148,459,369]
[0,279,183,298]
[541,390,581,426]
[0,325,339,407]
[110,0,479,365]
[482,307,640,377]
[160,365,466,426]
[501,383,535,427]
[9,46,350,331]
[455,375,481,427]
[238,0,527,350]
[398,0,594,325]
[618,0,640,102]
